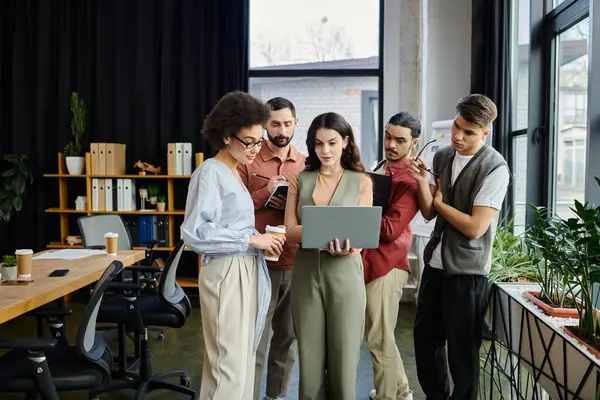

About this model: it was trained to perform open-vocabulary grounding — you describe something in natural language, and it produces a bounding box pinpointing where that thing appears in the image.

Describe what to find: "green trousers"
[290,249,366,400]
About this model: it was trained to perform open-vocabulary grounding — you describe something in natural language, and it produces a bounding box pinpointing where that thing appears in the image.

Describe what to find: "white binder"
[122,179,132,211]
[116,179,124,211]
[183,143,192,175]
[176,143,184,175]
[92,179,99,211]
[105,179,113,212]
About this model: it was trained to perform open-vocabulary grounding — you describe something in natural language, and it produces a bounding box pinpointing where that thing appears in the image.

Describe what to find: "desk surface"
[0,249,145,325]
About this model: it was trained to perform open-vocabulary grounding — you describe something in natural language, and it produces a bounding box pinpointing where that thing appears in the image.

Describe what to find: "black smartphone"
[49,269,69,277]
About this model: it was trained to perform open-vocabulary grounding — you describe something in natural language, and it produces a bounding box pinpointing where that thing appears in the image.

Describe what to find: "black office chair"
[0,260,123,400]
[77,214,166,340]
[92,239,196,399]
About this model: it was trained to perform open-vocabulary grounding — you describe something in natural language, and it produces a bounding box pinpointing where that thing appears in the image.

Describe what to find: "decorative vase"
[157,202,166,212]
[149,196,157,205]
[1,266,17,280]
[65,156,85,175]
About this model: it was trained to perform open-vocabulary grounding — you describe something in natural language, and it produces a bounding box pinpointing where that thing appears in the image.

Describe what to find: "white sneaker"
[369,389,414,400]
[398,391,414,400]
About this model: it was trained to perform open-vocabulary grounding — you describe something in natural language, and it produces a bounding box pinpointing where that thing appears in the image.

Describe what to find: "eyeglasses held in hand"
[413,139,451,179]
[233,136,266,149]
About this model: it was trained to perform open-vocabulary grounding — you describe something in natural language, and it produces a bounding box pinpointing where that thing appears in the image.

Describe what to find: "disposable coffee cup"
[264,225,286,261]
[15,249,33,278]
[104,232,119,256]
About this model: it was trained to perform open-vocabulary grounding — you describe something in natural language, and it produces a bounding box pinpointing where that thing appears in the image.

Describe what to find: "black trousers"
[413,265,487,400]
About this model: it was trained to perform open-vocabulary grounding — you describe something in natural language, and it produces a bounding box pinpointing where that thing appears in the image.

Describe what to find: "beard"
[268,132,293,148]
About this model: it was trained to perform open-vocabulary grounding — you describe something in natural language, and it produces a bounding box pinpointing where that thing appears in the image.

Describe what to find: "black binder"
[367,172,392,215]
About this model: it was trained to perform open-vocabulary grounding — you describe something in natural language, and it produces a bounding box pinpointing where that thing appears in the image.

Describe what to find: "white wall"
[383,0,472,140]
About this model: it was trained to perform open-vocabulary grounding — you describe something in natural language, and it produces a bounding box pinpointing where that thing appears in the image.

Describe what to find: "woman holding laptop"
[284,112,373,399]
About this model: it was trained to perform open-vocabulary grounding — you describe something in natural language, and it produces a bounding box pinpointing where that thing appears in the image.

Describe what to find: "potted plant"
[488,214,537,286]
[524,205,579,318]
[1,255,17,280]
[0,154,34,223]
[64,92,86,175]
[556,191,600,354]
[147,185,159,205]
[157,196,166,212]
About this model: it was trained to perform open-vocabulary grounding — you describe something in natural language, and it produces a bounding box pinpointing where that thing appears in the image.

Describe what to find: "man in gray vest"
[408,94,510,400]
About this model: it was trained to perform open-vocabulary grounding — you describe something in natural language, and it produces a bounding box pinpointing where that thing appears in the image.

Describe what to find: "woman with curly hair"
[284,112,373,399]
[181,91,285,399]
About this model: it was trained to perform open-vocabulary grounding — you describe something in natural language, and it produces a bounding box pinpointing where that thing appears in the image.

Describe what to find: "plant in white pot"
[147,185,159,205]
[64,92,86,175]
[157,196,166,212]
[1,255,17,280]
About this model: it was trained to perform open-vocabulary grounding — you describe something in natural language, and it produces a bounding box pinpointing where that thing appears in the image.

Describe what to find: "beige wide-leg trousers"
[198,255,258,400]
[366,268,411,400]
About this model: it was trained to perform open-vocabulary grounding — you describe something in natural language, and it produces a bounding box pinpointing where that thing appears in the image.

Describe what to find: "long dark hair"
[304,112,365,172]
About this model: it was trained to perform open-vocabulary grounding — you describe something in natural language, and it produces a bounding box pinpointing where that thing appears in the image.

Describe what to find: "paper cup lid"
[15,249,33,255]
[266,225,286,234]
[104,232,119,238]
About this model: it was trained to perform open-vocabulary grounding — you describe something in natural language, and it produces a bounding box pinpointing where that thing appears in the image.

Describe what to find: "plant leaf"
[1,168,16,178]
[12,196,22,212]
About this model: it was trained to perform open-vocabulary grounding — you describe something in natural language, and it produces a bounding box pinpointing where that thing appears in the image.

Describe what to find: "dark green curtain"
[471,0,513,221]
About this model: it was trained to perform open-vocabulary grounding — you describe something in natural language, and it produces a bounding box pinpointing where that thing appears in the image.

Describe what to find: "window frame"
[523,0,600,226]
[247,0,385,162]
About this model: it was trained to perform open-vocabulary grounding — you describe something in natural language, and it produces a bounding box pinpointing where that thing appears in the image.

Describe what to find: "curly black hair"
[203,91,270,150]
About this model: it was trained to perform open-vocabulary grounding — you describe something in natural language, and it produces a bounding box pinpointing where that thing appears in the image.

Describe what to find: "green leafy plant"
[157,195,165,203]
[489,213,537,286]
[558,199,600,346]
[147,185,160,198]
[1,255,16,268]
[526,205,574,308]
[64,92,86,157]
[0,154,34,223]
[526,176,600,348]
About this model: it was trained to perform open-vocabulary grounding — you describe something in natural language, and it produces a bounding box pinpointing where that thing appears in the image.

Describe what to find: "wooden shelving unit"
[44,152,204,287]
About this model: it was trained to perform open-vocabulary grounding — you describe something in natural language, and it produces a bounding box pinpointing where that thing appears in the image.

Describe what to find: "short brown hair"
[456,94,497,128]
[203,91,270,150]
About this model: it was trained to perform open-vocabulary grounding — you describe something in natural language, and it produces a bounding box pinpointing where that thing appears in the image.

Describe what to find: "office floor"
[0,292,425,399]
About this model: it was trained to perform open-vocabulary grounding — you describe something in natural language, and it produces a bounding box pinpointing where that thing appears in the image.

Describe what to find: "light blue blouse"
[181,158,271,352]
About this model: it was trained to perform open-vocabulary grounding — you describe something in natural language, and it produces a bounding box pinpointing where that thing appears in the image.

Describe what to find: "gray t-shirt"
[428,153,510,269]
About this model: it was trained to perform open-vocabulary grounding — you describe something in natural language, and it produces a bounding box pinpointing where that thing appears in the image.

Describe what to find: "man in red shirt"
[238,97,306,400]
[362,112,421,400]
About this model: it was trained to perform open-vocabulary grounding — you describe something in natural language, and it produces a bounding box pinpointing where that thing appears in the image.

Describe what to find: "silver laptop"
[301,205,382,249]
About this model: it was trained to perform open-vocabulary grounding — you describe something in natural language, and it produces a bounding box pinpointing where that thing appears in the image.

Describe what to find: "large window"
[249,0,383,168]
[521,0,600,226]
[553,17,589,219]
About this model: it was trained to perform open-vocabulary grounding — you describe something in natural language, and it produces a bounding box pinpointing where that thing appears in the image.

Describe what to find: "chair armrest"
[141,239,166,248]
[25,307,73,318]
[129,265,162,274]
[0,338,57,351]
[85,245,106,250]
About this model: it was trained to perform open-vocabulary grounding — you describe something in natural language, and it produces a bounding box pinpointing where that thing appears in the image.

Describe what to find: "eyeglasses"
[413,139,451,178]
[233,135,266,149]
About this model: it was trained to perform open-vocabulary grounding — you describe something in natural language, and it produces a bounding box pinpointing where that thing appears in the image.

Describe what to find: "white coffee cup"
[104,232,119,256]
[264,225,286,261]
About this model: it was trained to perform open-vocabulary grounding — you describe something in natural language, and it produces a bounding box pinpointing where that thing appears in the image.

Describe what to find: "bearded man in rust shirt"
[238,97,305,400]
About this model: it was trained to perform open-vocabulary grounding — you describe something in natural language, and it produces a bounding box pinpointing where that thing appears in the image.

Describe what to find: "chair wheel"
[157,333,165,340]
[180,375,191,387]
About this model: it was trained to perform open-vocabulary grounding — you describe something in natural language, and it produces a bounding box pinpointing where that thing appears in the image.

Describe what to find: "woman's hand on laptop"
[323,238,360,257]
